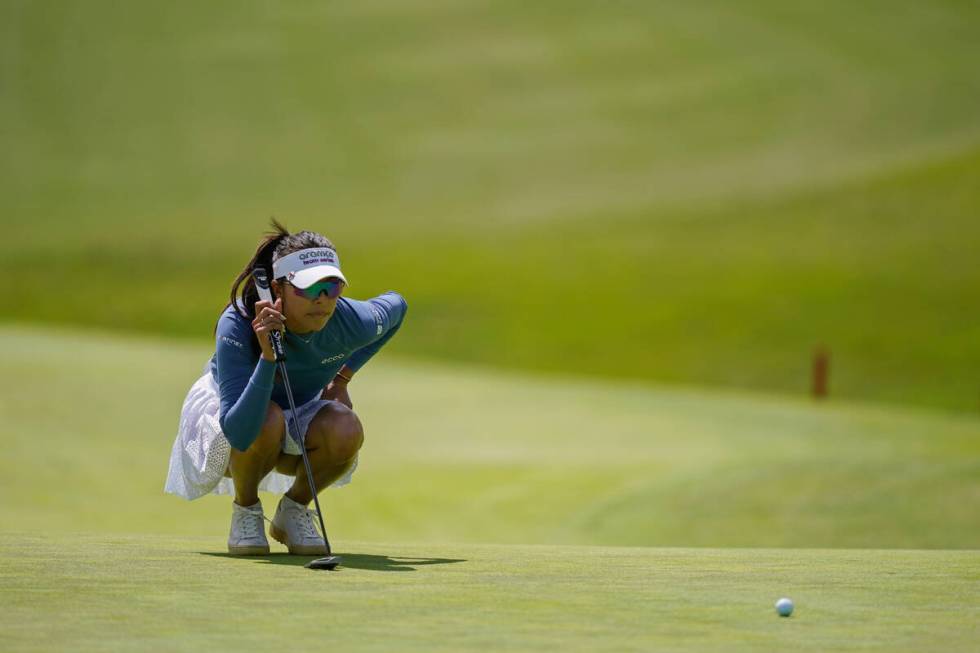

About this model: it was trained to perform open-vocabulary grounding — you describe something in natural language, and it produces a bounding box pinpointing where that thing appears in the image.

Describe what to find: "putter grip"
[252,268,286,361]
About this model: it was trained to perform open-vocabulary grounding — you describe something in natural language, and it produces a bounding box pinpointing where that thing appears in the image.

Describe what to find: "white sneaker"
[270,495,328,555]
[227,500,270,555]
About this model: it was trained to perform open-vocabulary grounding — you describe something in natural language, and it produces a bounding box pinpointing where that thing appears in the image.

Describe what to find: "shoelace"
[296,508,323,541]
[233,508,264,540]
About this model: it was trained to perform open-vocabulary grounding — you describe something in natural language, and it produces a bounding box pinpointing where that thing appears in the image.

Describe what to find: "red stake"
[812,345,830,399]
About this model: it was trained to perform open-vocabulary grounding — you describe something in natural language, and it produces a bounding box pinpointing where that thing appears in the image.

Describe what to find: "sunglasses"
[288,278,344,300]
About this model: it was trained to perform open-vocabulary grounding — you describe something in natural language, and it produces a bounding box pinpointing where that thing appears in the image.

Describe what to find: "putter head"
[305,555,342,571]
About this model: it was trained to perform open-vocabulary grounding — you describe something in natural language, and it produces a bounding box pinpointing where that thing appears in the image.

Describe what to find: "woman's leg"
[274,402,364,506]
[227,402,286,507]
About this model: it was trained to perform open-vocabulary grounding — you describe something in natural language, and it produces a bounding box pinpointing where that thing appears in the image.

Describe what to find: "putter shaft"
[276,359,333,556]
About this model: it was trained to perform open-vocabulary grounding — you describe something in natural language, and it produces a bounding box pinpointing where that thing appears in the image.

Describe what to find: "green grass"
[2,1,980,410]
[1,535,977,652]
[2,327,978,651]
[4,5,978,645]
[3,325,978,548]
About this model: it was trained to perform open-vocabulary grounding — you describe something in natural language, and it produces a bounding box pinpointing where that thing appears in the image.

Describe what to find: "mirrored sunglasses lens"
[302,280,342,299]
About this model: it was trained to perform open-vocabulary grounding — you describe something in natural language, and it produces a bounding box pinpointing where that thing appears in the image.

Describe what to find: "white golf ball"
[775,597,794,617]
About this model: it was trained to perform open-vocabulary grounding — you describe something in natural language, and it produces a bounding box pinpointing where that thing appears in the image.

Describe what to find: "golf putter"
[253,267,342,571]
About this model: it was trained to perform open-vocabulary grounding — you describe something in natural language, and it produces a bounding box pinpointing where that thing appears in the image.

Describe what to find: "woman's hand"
[252,298,285,362]
[322,379,353,409]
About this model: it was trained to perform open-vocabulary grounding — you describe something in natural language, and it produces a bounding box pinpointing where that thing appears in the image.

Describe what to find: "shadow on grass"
[200,551,466,572]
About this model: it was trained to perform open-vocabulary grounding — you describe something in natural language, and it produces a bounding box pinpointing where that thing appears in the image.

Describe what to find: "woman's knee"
[310,404,364,461]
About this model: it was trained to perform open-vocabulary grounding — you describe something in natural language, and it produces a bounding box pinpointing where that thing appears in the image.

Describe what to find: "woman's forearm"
[219,358,277,451]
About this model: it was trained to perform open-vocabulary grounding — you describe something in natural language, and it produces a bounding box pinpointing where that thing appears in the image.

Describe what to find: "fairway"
[3,0,979,410]
[1,535,977,652]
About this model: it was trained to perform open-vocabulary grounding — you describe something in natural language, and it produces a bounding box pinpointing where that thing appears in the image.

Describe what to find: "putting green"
[2,327,978,650]
[1,534,977,652]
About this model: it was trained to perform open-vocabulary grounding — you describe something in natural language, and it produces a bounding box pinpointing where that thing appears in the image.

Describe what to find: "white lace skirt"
[164,363,357,500]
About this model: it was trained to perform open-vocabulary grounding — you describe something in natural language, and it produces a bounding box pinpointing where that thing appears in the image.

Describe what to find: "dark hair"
[215,218,337,334]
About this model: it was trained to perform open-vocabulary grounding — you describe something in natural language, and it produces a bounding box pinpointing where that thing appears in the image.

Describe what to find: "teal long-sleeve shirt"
[210,291,407,451]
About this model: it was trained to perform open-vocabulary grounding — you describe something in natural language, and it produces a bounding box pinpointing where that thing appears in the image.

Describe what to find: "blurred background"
[1,1,978,548]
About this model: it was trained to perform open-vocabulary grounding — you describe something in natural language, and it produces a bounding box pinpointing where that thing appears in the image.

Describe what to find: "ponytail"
[213,218,338,337]
[214,218,289,335]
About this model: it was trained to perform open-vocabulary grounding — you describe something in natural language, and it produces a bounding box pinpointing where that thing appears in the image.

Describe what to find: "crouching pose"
[165,221,407,555]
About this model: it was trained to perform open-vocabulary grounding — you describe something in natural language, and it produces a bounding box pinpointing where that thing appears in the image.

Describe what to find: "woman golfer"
[165,221,407,555]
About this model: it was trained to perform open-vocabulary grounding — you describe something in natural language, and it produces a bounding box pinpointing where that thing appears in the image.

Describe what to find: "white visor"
[272,248,348,289]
